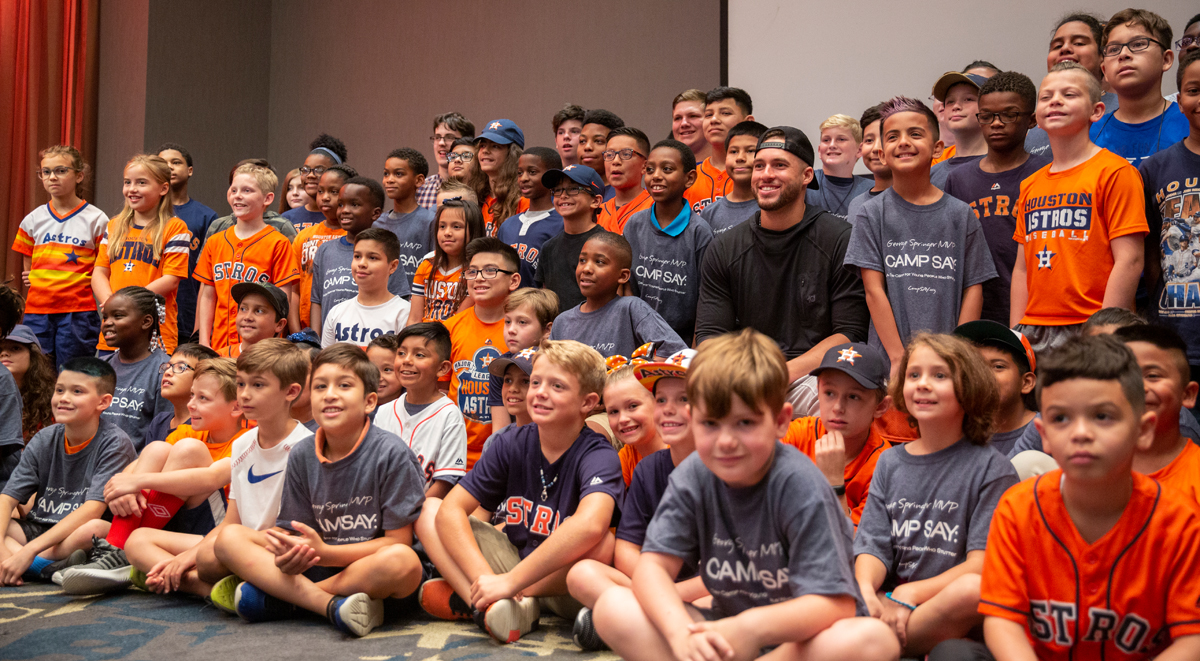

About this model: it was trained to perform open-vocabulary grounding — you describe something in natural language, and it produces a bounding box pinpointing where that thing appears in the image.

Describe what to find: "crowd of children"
[3,7,1200,659]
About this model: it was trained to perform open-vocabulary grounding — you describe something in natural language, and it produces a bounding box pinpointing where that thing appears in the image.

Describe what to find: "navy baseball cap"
[287,328,322,350]
[809,342,887,389]
[6,325,42,351]
[932,71,990,102]
[541,164,605,197]
[954,320,1036,374]
[756,126,820,189]
[475,119,525,149]
[231,282,289,321]
[489,346,537,379]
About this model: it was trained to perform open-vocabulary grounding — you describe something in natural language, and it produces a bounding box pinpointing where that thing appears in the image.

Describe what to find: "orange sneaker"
[418,578,474,621]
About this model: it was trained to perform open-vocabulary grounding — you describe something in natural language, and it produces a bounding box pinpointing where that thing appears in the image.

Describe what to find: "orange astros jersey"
[483,195,530,237]
[1147,440,1200,504]
[291,222,344,328]
[783,416,890,525]
[412,258,464,322]
[96,218,191,353]
[683,158,733,214]
[445,307,506,468]
[980,470,1200,660]
[195,225,299,351]
[599,189,653,233]
[12,202,110,314]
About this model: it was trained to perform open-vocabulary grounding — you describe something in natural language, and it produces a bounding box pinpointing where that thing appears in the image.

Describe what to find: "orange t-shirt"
[782,416,890,525]
[96,217,191,353]
[412,258,464,322]
[1014,149,1148,326]
[165,424,249,462]
[445,307,507,468]
[292,222,345,328]
[931,143,957,166]
[599,189,653,233]
[980,470,1200,660]
[482,195,531,237]
[618,443,646,486]
[12,201,109,314]
[218,343,242,359]
[195,225,300,351]
[684,158,733,214]
[1148,440,1200,504]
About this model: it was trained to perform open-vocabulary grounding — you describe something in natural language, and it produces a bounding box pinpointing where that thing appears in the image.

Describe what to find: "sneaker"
[572,607,607,651]
[481,597,540,644]
[39,549,87,582]
[234,582,296,622]
[327,593,384,637]
[129,567,149,592]
[418,578,474,621]
[210,575,242,614]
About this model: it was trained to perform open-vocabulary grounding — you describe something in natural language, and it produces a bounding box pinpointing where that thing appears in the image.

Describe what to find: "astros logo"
[837,347,861,365]
[472,345,502,375]
[517,347,538,360]
[489,122,502,130]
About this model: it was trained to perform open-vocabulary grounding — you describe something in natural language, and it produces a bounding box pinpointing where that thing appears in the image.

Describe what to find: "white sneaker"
[482,596,541,643]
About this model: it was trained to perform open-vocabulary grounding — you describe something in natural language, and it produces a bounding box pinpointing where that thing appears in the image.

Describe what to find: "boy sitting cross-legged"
[417,340,624,644]
[592,328,898,661]
[214,344,427,637]
[146,343,220,445]
[0,358,136,586]
[121,339,312,600]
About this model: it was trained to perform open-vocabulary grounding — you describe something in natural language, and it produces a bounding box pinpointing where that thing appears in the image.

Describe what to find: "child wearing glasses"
[1092,8,1189,167]
[1166,14,1200,105]
[319,228,411,348]
[417,112,475,209]
[445,237,522,468]
[282,134,348,231]
[535,165,608,311]
[944,72,1051,326]
[12,145,109,368]
[377,148,436,286]
[447,139,478,182]
[146,343,220,445]
[598,128,653,233]
[497,147,564,289]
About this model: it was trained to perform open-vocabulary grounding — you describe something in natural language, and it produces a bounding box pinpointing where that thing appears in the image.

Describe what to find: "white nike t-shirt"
[229,421,314,531]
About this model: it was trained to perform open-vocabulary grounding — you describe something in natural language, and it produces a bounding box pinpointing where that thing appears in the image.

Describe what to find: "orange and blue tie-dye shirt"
[12,202,110,314]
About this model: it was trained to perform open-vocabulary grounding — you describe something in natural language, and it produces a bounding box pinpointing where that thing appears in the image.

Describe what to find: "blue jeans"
[23,311,100,368]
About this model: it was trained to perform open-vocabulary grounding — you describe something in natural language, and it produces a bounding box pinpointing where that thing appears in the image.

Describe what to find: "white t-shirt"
[320,294,411,347]
[229,421,313,531]
[374,393,468,487]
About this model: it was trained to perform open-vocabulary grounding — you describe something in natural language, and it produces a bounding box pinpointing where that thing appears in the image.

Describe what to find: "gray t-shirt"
[276,423,425,546]
[845,189,884,227]
[549,296,688,358]
[101,350,173,452]
[205,210,296,241]
[311,236,412,320]
[644,443,865,619]
[845,189,997,365]
[2,420,136,526]
[989,419,1034,458]
[0,364,24,488]
[806,172,874,219]
[853,440,1018,588]
[700,197,759,235]
[624,207,714,341]
[375,207,435,286]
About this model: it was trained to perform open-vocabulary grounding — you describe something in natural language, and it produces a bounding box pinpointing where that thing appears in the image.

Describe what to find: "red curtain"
[0,0,98,282]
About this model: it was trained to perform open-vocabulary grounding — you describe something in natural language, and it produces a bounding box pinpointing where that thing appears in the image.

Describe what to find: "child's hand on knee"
[674,621,736,661]
[469,572,518,610]
[879,596,912,648]
[104,473,144,502]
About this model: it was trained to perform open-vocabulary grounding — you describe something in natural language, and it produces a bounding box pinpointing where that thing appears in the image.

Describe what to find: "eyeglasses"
[299,165,328,176]
[37,167,77,179]
[159,362,196,375]
[603,148,646,161]
[430,134,459,144]
[1177,36,1199,51]
[552,186,592,198]
[1103,36,1166,58]
[976,111,1027,125]
[464,266,516,280]
[447,152,475,163]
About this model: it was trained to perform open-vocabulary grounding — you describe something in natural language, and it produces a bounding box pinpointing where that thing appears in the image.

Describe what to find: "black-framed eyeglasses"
[603,148,646,161]
[552,186,591,198]
[976,111,1027,125]
[299,165,328,176]
[37,167,77,179]
[464,266,516,280]
[1177,36,1199,51]
[159,362,196,375]
[1103,36,1166,57]
[447,152,475,163]
[430,134,459,144]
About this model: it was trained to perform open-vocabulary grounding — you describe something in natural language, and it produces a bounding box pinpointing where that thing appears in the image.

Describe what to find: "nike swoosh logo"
[246,466,283,484]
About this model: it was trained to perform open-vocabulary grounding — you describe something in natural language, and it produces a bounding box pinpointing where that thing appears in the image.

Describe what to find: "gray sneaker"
[59,536,131,594]
[41,549,87,583]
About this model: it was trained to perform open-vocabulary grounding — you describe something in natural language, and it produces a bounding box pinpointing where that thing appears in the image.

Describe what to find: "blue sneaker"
[327,593,384,637]
[233,582,296,622]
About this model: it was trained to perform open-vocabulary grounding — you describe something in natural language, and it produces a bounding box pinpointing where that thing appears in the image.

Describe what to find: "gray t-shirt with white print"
[624,207,714,341]
[2,420,136,526]
[549,296,687,358]
[311,237,412,321]
[375,206,435,286]
[101,349,173,452]
[853,440,1018,589]
[700,197,759,235]
[844,189,997,365]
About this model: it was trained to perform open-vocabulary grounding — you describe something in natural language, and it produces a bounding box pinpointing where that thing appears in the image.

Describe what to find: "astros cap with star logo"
[487,345,538,379]
[809,342,887,389]
[474,118,525,149]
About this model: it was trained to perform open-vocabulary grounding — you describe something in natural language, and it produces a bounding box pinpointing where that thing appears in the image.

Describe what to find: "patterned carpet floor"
[0,583,616,661]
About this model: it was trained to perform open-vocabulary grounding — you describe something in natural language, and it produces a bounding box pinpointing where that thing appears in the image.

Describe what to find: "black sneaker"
[572,607,608,650]
[41,549,87,583]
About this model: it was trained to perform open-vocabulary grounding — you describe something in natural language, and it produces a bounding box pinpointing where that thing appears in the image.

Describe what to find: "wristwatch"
[832,484,846,496]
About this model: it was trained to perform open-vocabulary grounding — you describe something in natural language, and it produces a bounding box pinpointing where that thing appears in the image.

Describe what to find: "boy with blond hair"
[807,114,873,219]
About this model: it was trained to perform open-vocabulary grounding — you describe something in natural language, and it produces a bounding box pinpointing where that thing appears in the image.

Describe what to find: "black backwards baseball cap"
[231,282,289,321]
[932,71,990,102]
[809,342,888,389]
[756,126,820,189]
[953,320,1037,374]
[541,164,605,197]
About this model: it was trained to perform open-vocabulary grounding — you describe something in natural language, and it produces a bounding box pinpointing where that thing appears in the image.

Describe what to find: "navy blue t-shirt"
[1091,103,1191,168]
[145,410,179,447]
[618,449,697,580]
[487,350,514,409]
[497,209,564,289]
[281,206,325,231]
[1142,141,1200,364]
[459,423,624,557]
[172,198,218,342]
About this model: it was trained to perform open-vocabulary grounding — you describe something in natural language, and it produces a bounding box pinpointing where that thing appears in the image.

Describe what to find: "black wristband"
[832,484,846,496]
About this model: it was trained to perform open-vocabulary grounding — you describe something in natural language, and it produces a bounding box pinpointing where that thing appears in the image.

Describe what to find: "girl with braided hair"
[99,286,173,451]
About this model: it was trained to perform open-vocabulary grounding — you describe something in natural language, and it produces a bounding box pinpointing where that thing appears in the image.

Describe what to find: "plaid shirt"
[416,173,442,209]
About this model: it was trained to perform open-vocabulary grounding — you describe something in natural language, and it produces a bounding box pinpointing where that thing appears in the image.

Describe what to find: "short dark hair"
[61,357,117,396]
[1179,49,1200,91]
[1187,13,1200,33]
[385,147,429,178]
[354,227,401,263]
[174,343,220,363]
[366,333,401,352]
[433,112,475,138]
[522,146,562,171]
[650,138,696,173]
[0,285,23,339]
[397,321,453,363]
[582,109,624,132]
[880,96,940,142]
[325,163,358,183]
[962,60,1000,74]
[1082,307,1145,334]
[310,133,348,163]
[156,142,192,167]
[1037,335,1145,415]
[705,86,753,115]
[312,343,379,395]
[860,102,887,132]
[606,127,651,156]
[978,71,1038,112]
[342,176,385,208]
[451,136,475,150]
[583,231,632,271]
[1052,12,1104,47]
[552,104,586,132]
[466,236,520,272]
[1104,8,1172,51]
[724,120,768,148]
[1115,324,1192,382]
